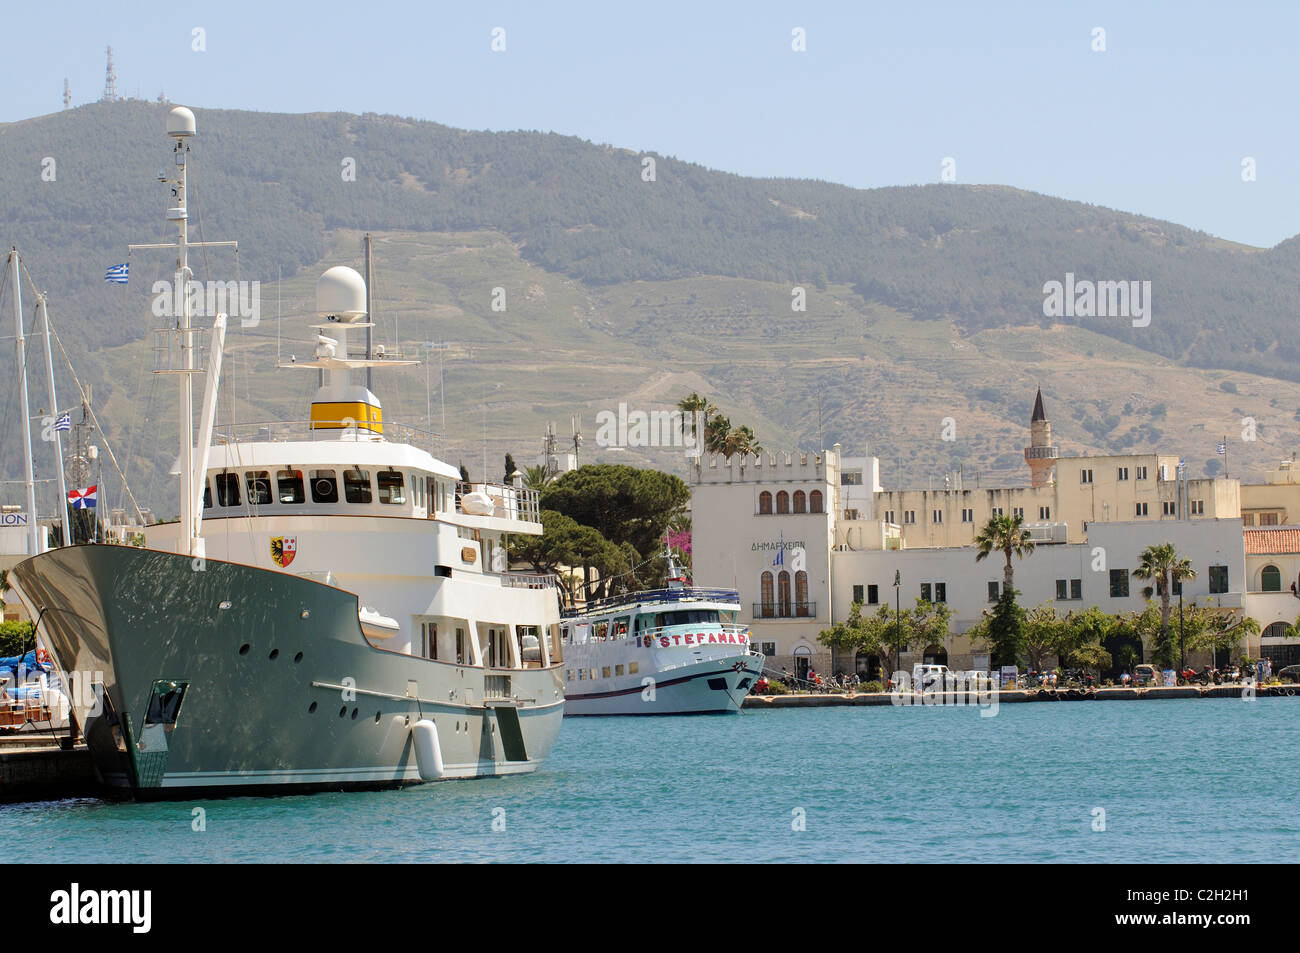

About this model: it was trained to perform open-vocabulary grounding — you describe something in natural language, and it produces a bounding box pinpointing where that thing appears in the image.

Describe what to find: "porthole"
[351,707,358,720]
[268,649,279,661]
[293,652,304,664]
[308,701,317,713]
[374,711,381,723]
[338,706,347,718]
[238,643,250,656]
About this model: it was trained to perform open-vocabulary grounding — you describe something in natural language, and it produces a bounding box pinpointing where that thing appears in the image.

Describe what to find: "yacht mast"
[128,107,236,559]
[37,292,72,547]
[7,248,40,555]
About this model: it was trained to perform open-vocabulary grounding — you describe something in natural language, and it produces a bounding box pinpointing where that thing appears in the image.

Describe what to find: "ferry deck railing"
[563,586,741,618]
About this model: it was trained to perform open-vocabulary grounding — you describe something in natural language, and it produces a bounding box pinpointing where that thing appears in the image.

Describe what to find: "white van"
[912,663,951,691]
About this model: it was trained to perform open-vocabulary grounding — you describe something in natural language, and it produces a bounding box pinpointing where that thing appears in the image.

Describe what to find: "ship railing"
[212,419,442,451]
[489,571,558,590]
[563,586,741,617]
[455,482,540,524]
[484,674,512,699]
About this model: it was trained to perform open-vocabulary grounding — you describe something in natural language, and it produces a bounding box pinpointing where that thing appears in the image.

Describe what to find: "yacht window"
[202,479,212,509]
[246,471,272,505]
[377,469,406,505]
[655,609,721,627]
[612,616,630,638]
[216,472,241,507]
[310,469,339,503]
[343,469,372,504]
[277,469,305,504]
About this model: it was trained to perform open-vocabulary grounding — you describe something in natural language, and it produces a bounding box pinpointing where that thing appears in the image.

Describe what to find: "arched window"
[795,570,809,617]
[760,571,774,618]
[793,491,807,513]
[1263,621,1290,640]
[778,571,792,617]
[776,491,790,514]
[810,490,824,513]
[1262,565,1282,592]
[758,491,773,515]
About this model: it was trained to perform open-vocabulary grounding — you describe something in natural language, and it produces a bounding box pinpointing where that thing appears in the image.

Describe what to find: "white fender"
[411,718,445,780]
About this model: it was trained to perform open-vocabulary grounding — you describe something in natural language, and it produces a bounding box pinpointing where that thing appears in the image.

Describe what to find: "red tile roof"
[1244,527,1300,555]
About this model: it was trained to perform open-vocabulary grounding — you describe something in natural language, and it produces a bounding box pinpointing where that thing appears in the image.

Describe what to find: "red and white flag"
[68,485,98,509]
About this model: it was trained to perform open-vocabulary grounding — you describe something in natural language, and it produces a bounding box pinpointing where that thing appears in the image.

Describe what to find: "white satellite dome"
[166,106,196,138]
[316,266,367,322]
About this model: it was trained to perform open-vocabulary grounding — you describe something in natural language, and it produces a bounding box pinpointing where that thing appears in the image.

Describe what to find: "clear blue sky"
[4,0,1296,247]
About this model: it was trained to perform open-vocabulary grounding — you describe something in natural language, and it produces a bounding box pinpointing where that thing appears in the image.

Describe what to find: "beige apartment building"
[874,390,1239,548]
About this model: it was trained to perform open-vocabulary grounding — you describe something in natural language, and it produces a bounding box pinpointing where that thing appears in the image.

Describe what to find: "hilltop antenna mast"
[102,46,118,103]
[571,415,582,467]
[63,79,70,110]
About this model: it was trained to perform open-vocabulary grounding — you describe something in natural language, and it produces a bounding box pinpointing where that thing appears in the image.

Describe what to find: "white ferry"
[560,553,763,715]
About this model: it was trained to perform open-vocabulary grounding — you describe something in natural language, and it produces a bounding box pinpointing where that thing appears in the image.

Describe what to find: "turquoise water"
[3,698,1297,863]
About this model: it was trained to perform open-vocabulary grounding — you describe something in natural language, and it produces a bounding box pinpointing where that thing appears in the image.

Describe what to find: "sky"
[2,0,1297,247]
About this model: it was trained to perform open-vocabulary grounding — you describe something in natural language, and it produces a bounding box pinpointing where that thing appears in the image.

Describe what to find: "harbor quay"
[742,683,1300,709]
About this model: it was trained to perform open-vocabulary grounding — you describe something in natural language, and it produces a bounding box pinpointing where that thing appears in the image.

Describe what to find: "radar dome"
[167,106,197,138]
[316,266,367,322]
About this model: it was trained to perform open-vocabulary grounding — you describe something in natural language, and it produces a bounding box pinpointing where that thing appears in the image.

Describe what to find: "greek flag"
[53,412,70,433]
[104,263,128,284]
[1216,442,1227,455]
[772,534,785,567]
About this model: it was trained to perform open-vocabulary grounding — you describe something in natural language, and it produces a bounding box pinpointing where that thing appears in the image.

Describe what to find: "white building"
[690,439,1253,680]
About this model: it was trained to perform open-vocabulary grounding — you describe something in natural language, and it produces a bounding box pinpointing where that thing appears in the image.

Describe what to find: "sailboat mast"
[7,249,40,555]
[37,292,72,547]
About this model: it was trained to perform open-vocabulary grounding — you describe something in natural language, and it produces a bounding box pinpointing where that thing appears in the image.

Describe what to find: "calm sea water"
[3,698,1297,863]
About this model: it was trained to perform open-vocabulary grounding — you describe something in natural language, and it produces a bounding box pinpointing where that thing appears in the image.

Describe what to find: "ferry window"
[343,468,372,504]
[377,469,406,504]
[455,627,467,665]
[615,664,624,676]
[202,479,212,509]
[655,609,720,626]
[594,621,609,641]
[629,661,639,675]
[216,472,241,507]
[612,616,630,637]
[246,471,272,505]
[601,667,611,678]
[277,469,305,504]
[310,469,339,503]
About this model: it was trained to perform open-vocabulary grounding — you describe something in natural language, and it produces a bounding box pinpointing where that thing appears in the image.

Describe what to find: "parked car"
[1132,664,1161,687]
[1278,665,1300,684]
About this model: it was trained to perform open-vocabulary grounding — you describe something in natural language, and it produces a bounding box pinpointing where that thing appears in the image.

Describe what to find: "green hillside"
[2,100,1299,519]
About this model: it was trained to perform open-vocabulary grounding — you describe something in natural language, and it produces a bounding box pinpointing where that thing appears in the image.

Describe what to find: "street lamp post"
[1178,587,1185,671]
[893,569,902,678]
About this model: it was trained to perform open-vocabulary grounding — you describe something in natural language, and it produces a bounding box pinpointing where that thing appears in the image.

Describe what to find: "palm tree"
[1132,542,1196,667]
[720,424,762,458]
[677,392,717,450]
[522,465,553,491]
[974,513,1035,593]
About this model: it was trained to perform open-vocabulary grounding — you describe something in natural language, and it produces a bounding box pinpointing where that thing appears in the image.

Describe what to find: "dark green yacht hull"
[9,545,565,800]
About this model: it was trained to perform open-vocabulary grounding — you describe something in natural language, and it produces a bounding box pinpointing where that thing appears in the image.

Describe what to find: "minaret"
[1023,387,1058,487]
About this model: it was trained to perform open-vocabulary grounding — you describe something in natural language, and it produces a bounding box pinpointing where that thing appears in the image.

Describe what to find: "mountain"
[2,100,1299,519]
